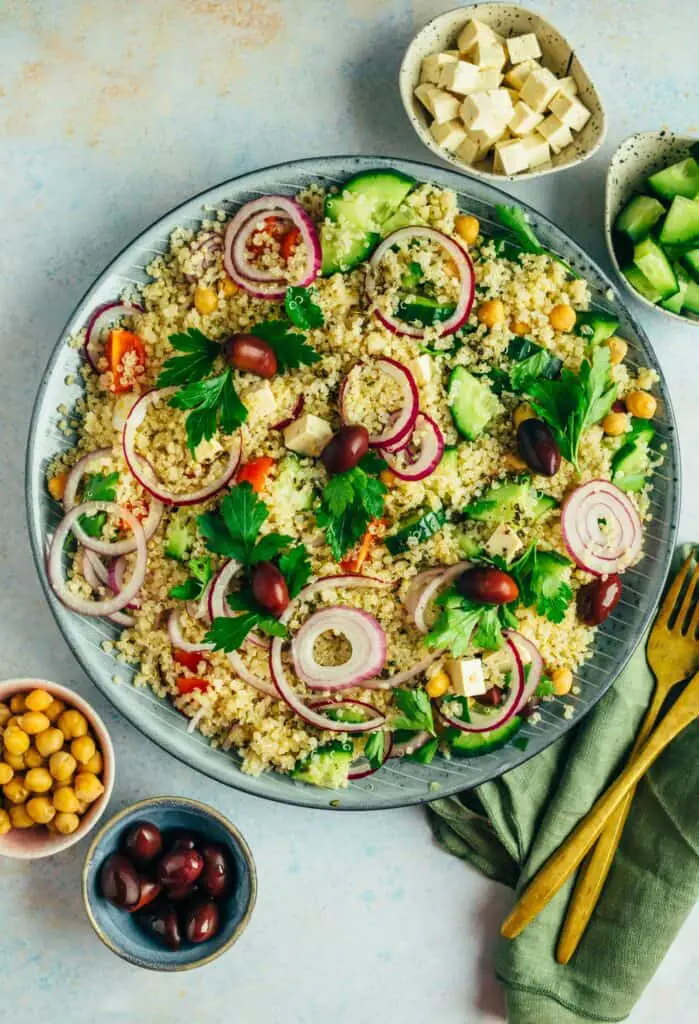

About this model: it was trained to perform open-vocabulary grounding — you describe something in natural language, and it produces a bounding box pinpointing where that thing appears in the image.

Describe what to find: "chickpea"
[57,709,88,740]
[0,763,14,785]
[0,809,10,835]
[3,777,29,805]
[606,336,628,366]
[76,799,90,815]
[9,805,35,830]
[455,214,480,246]
[83,750,104,776]
[24,747,46,769]
[52,786,80,814]
[74,772,105,805]
[9,694,26,714]
[426,669,450,699]
[602,412,629,437]
[3,752,26,771]
[220,276,238,297]
[26,797,56,825]
[49,751,77,782]
[71,735,96,766]
[0,703,11,727]
[626,390,657,419]
[54,812,80,835]
[3,725,30,756]
[44,698,66,723]
[21,711,51,736]
[24,689,54,712]
[510,319,531,336]
[513,402,536,429]
[503,451,529,472]
[477,299,506,329]
[194,285,218,315]
[35,728,64,758]
[25,767,53,794]
[549,303,576,332]
[6,716,24,730]
[379,469,397,489]
[551,667,574,696]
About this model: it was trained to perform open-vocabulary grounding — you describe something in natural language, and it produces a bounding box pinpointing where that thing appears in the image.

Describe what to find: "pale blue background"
[1,1,698,1021]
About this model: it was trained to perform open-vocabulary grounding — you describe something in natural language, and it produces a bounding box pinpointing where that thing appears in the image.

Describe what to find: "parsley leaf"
[157,328,220,388]
[510,351,557,393]
[168,369,248,455]
[316,466,387,561]
[392,688,436,736]
[79,471,119,538]
[536,677,555,697]
[358,451,388,475]
[505,545,573,624]
[168,555,213,602]
[494,204,579,278]
[425,589,508,656]
[248,319,320,372]
[285,287,324,330]
[198,483,293,565]
[278,544,312,598]
[206,586,288,651]
[364,731,385,770]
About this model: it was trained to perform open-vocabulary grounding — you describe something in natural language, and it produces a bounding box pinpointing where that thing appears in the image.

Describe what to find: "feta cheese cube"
[549,92,591,132]
[508,100,544,137]
[414,83,440,116]
[245,380,277,418]
[538,114,573,154]
[469,123,508,155]
[420,51,458,85]
[455,134,482,165]
[493,138,530,175]
[519,67,560,113]
[194,436,224,464]
[283,414,332,457]
[428,88,461,124]
[457,18,502,55]
[439,59,481,95]
[430,118,467,152]
[476,67,504,91]
[407,353,433,387]
[446,658,487,698]
[504,59,540,90]
[485,524,524,561]
[459,91,509,132]
[488,88,515,120]
[472,40,507,70]
[520,133,551,168]
[554,75,579,98]
[505,32,542,65]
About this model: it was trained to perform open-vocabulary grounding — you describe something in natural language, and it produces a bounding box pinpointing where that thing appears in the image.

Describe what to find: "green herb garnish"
[364,731,386,770]
[205,585,288,652]
[198,483,292,565]
[79,471,119,538]
[169,555,213,602]
[247,319,320,372]
[284,287,324,331]
[277,544,312,598]
[392,688,435,736]
[316,464,387,561]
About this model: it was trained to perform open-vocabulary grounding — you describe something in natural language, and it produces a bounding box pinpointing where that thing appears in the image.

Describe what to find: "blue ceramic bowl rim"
[81,796,257,971]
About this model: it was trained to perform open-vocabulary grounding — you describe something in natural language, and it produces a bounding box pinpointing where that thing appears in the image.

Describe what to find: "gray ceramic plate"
[26,155,680,811]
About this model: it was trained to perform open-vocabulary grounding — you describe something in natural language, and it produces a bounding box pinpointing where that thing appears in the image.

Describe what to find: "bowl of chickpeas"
[0,679,114,859]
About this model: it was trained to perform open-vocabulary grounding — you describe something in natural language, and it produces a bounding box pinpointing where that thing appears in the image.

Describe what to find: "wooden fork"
[500,556,699,943]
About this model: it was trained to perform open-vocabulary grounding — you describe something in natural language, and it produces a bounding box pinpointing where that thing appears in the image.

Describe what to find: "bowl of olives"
[82,796,257,971]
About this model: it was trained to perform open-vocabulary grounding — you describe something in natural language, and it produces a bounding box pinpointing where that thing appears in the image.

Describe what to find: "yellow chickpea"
[35,728,64,758]
[455,214,480,246]
[52,786,80,814]
[510,319,531,336]
[57,709,88,740]
[0,809,10,835]
[3,752,26,771]
[513,402,536,429]
[625,390,657,420]
[477,299,506,329]
[5,715,24,730]
[0,703,11,727]
[426,669,450,699]
[551,667,574,696]
[9,694,26,714]
[21,711,51,736]
[76,799,90,815]
[3,777,29,805]
[194,285,218,315]
[24,689,54,712]
[220,276,238,297]
[44,698,66,723]
[73,772,105,805]
[549,303,576,332]
[49,750,77,782]
[606,336,628,366]
[0,763,14,785]
[24,747,46,769]
[26,796,56,825]
[379,469,397,489]
[25,767,53,794]
[84,751,104,776]
[71,735,96,766]
[54,812,80,835]
[9,805,35,829]
[3,725,30,756]
[602,412,629,437]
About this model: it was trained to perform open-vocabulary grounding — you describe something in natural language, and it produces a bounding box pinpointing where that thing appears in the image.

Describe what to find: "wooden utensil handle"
[501,671,699,940]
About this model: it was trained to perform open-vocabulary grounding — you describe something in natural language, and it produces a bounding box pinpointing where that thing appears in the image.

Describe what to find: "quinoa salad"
[45,169,661,789]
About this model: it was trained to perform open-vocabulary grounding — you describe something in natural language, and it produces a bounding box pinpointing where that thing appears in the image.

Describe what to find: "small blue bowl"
[82,796,256,971]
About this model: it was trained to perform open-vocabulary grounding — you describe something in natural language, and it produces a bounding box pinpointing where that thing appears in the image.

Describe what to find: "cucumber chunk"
[447,716,522,757]
[396,296,457,326]
[682,248,699,282]
[614,195,665,241]
[621,264,664,303]
[683,277,699,314]
[448,367,500,440]
[633,237,678,299]
[660,264,690,312]
[464,479,558,524]
[385,506,446,555]
[611,419,656,493]
[648,157,699,201]
[575,311,619,345]
[292,740,354,788]
[320,226,379,276]
[659,196,699,246]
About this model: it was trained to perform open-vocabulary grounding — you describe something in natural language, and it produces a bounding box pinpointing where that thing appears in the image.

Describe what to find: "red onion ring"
[84,301,144,372]
[379,413,444,481]
[271,395,305,431]
[340,358,419,449]
[361,651,442,690]
[437,635,524,734]
[561,479,642,577]
[291,606,387,691]
[309,699,393,779]
[504,630,543,712]
[228,651,281,700]
[63,448,114,511]
[168,608,215,654]
[390,730,431,758]
[207,559,269,650]
[80,549,135,627]
[123,388,243,506]
[232,209,292,282]
[366,227,474,338]
[109,555,142,609]
[411,561,472,634]
[403,569,443,620]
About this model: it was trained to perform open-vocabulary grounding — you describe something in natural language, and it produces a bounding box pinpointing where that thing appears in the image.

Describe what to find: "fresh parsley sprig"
[425,591,509,658]
[247,319,321,372]
[206,586,289,653]
[284,286,324,330]
[157,328,220,387]
[79,471,119,538]
[316,455,387,562]
[392,688,436,736]
[169,555,213,602]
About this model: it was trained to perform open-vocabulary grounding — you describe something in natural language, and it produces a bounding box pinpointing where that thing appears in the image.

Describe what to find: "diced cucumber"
[633,237,678,299]
[385,506,446,555]
[530,491,559,521]
[321,226,379,276]
[381,203,420,236]
[164,510,194,562]
[659,196,699,246]
[464,479,557,524]
[275,454,315,511]
[611,420,656,493]
[575,311,619,345]
[682,248,699,281]
[448,367,500,441]
[621,265,664,303]
[456,532,483,559]
[660,264,690,312]
[292,740,354,788]
[325,169,415,230]
[648,157,699,201]
[447,716,522,757]
[614,195,666,241]
[683,277,699,314]
[396,296,457,326]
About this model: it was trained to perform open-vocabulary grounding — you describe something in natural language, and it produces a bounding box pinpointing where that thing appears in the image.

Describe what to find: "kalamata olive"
[157,848,204,889]
[128,878,162,914]
[224,334,277,378]
[251,561,289,617]
[168,882,198,902]
[455,567,519,605]
[184,898,221,944]
[139,900,182,951]
[577,574,622,626]
[169,831,198,852]
[477,686,503,707]
[100,853,142,909]
[517,418,561,477]
[123,821,163,865]
[320,425,369,476]
[200,843,232,901]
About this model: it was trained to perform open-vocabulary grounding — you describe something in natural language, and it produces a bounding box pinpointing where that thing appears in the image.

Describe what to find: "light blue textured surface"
[1,1,698,1021]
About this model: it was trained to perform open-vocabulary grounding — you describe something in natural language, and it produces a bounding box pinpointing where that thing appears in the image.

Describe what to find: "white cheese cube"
[459,91,509,132]
[538,114,573,154]
[439,59,481,95]
[112,392,139,431]
[414,83,440,116]
[472,40,507,70]
[508,100,544,137]
[520,133,551,168]
[457,19,502,55]
[194,436,224,464]
[504,59,540,90]
[446,658,487,698]
[485,524,524,561]
[455,134,482,165]
[555,75,579,98]
[283,414,332,457]
[428,88,461,124]
[430,118,467,152]
[549,92,591,132]
[493,138,530,175]
[245,380,277,418]
[407,353,433,387]
[421,51,458,85]
[488,88,515,120]
[476,68,503,91]
[469,123,508,155]
[505,33,542,65]
[519,67,560,113]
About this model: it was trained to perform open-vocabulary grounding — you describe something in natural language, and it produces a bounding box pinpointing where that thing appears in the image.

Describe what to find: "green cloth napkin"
[428,590,699,1022]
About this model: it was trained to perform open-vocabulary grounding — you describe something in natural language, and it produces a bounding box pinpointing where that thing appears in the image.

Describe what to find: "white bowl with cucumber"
[606,130,699,325]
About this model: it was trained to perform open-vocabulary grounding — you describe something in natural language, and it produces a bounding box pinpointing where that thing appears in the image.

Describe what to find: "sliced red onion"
[228,651,282,700]
[223,196,321,299]
[123,388,242,506]
[366,227,474,338]
[188,579,213,624]
[411,561,472,634]
[561,479,642,577]
[48,502,147,617]
[168,608,215,654]
[185,232,224,282]
[63,448,114,511]
[109,555,141,609]
[380,413,444,481]
[271,395,305,431]
[80,549,135,626]
[505,630,543,712]
[84,301,144,372]
[291,607,387,691]
[403,569,444,620]
[309,699,392,779]
[339,358,419,449]
[208,560,242,620]
[232,209,292,282]
[390,730,431,758]
[437,636,524,734]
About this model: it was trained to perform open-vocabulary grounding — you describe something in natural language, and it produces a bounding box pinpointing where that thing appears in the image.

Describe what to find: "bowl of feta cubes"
[399,4,606,181]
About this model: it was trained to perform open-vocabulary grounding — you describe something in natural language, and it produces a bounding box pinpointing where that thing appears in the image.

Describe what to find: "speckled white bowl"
[399,3,606,182]
[606,130,699,325]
